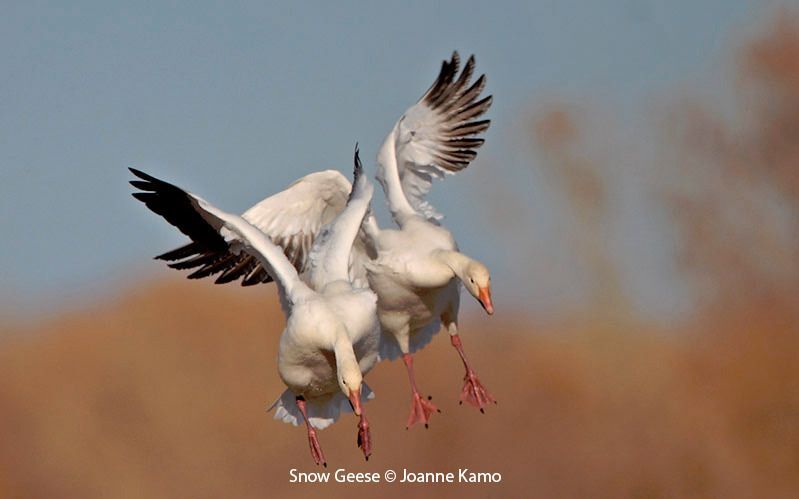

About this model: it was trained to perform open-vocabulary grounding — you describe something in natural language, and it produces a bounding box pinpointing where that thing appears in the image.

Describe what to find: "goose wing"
[305,146,374,289]
[151,170,352,286]
[130,168,313,311]
[376,51,492,222]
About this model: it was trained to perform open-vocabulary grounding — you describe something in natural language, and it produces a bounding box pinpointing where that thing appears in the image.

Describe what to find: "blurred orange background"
[2,9,798,499]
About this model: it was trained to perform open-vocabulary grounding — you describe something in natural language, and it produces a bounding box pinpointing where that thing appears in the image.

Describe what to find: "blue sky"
[0,1,774,319]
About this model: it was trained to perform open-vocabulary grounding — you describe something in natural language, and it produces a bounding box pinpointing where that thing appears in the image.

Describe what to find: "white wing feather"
[153,169,370,287]
[241,170,352,271]
[129,168,313,312]
[306,149,375,290]
[377,52,492,223]
[196,196,315,312]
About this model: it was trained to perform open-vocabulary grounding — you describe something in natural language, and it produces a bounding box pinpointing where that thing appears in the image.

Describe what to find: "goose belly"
[277,296,380,399]
[277,302,338,397]
[370,271,453,333]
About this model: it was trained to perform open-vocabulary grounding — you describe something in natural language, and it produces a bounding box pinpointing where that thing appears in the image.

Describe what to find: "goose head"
[461,260,493,315]
[435,250,494,315]
[338,361,364,416]
[334,334,365,416]
[442,252,493,315]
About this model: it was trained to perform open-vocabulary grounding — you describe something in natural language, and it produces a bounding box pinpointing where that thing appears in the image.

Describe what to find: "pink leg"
[357,412,372,460]
[402,354,440,429]
[451,334,496,412]
[296,396,327,467]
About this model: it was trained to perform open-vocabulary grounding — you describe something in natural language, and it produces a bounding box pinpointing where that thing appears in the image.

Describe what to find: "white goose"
[365,51,496,428]
[129,148,379,465]
[148,52,494,429]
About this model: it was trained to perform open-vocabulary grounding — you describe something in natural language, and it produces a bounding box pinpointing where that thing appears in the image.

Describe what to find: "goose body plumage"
[366,52,497,426]
[136,51,496,430]
[130,148,379,463]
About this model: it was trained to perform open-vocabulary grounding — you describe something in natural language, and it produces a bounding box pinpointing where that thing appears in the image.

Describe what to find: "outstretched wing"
[151,170,352,286]
[130,168,312,311]
[377,51,492,222]
[305,145,374,290]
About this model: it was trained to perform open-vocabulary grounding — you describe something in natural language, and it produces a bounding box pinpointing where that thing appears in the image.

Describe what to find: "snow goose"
[141,52,495,430]
[129,148,379,465]
[366,51,496,428]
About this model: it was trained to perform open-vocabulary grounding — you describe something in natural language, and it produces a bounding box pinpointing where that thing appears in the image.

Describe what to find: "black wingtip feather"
[424,52,461,105]
[131,192,151,202]
[409,52,493,179]
[130,168,286,288]
[450,95,493,123]
[447,119,491,137]
[353,142,362,178]
[129,167,161,183]
[349,143,364,202]
[128,166,145,178]
[129,180,154,191]
[155,242,202,261]
[215,256,255,284]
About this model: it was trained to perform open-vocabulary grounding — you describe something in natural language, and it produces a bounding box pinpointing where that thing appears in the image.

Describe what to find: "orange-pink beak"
[348,387,362,416]
[478,286,494,315]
